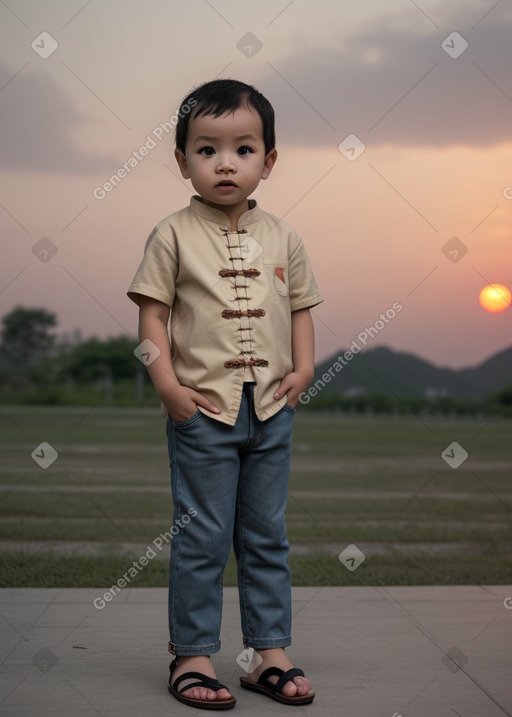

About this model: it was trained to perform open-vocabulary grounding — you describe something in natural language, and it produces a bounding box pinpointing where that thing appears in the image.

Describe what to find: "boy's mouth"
[216,179,237,187]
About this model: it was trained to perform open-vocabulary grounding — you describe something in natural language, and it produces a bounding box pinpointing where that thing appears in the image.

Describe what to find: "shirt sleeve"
[127,226,178,307]
[288,237,324,311]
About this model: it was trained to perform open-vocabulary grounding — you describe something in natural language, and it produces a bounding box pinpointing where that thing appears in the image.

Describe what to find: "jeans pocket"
[171,410,202,429]
[283,403,296,414]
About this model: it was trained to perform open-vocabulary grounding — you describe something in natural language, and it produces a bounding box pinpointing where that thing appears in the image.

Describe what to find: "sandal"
[168,659,237,710]
[240,666,315,705]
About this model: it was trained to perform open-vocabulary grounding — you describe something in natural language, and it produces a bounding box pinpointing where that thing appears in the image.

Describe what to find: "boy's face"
[175,104,277,224]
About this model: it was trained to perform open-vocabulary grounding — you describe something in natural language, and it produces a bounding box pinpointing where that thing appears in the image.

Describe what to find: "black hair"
[175,79,275,155]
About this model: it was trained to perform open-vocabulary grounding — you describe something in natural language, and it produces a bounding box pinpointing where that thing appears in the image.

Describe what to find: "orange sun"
[479,284,511,313]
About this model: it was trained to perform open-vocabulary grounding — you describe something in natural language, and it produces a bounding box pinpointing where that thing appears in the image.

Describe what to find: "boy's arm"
[273,307,315,408]
[138,295,220,421]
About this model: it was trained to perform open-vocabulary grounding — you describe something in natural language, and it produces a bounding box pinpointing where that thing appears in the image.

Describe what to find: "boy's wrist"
[157,381,183,401]
[293,366,315,383]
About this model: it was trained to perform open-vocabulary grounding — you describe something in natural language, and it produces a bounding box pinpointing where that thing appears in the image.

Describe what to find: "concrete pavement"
[1,586,511,716]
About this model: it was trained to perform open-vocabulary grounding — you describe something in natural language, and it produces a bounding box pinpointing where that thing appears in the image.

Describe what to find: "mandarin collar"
[189,195,262,231]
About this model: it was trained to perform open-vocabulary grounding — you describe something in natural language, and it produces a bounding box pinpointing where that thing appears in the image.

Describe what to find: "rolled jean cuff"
[243,636,292,649]
[169,640,221,656]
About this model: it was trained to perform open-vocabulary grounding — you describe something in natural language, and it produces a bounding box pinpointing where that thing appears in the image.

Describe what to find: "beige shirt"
[128,195,323,426]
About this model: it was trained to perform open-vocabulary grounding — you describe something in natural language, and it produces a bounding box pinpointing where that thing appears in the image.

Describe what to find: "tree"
[0,307,57,366]
[62,336,138,382]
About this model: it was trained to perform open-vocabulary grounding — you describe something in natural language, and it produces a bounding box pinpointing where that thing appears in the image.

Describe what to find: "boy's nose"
[216,155,237,173]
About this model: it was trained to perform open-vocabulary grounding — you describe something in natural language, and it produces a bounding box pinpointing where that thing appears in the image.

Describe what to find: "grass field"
[0,405,511,587]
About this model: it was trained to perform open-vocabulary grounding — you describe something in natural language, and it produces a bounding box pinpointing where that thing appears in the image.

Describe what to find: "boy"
[128,79,323,709]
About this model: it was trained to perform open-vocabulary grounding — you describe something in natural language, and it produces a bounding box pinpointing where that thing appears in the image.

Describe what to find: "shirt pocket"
[264,259,289,298]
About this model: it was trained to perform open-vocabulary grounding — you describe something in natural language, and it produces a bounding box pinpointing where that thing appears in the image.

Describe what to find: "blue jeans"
[165,382,296,656]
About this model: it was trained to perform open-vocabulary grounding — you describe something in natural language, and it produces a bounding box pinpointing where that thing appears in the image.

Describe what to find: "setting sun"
[479,284,511,314]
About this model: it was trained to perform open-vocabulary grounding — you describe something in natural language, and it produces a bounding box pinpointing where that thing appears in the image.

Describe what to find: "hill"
[311,345,512,399]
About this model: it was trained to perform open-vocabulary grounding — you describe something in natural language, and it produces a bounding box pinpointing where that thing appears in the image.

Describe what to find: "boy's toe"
[215,687,233,701]
[182,686,233,701]
[281,682,297,697]
[183,686,217,701]
[280,679,298,697]
[293,676,311,695]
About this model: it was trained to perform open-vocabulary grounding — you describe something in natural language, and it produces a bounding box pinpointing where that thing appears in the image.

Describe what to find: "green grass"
[0,405,511,586]
[2,548,511,588]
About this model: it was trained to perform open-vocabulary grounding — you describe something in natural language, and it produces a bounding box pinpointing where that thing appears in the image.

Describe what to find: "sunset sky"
[1,0,511,370]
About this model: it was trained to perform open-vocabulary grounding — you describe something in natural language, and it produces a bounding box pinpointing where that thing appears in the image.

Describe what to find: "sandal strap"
[275,667,305,695]
[173,669,228,694]
[258,666,306,695]
[258,666,284,685]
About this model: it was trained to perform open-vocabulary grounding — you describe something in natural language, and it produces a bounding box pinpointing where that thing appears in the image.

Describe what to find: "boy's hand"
[162,385,220,423]
[273,370,314,409]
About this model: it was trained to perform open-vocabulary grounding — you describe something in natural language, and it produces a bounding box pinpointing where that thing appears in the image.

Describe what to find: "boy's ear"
[261,148,277,180]
[174,148,189,179]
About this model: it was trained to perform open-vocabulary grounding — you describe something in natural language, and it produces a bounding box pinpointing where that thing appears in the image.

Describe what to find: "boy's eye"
[237,146,253,155]
[199,146,215,156]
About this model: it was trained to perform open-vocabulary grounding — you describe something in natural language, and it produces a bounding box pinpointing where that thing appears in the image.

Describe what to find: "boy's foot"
[171,655,234,702]
[245,647,313,698]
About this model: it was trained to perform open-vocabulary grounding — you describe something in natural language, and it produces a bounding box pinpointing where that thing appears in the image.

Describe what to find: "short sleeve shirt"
[128,195,323,426]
